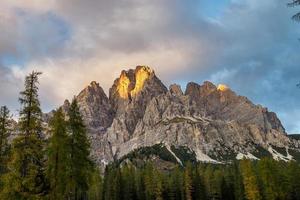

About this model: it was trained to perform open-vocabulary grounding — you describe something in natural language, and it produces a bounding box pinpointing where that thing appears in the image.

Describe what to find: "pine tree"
[170,166,184,200]
[66,98,93,200]
[1,71,46,199]
[0,106,11,190]
[87,167,103,200]
[193,166,207,200]
[153,168,163,200]
[0,106,11,175]
[47,108,70,199]
[184,162,193,200]
[144,163,155,200]
[121,164,136,200]
[287,161,300,200]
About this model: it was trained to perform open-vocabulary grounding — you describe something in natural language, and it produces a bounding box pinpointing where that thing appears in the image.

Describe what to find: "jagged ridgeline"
[44,66,300,168]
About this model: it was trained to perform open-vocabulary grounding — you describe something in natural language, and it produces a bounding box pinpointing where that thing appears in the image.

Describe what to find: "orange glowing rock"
[116,66,153,99]
[217,84,229,92]
[117,72,131,99]
[131,66,152,96]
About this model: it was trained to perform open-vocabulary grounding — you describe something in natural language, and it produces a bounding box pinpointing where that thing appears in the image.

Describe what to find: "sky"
[0,0,300,133]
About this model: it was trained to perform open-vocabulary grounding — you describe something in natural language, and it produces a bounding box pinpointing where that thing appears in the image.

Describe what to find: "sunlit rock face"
[131,66,154,96]
[109,66,167,134]
[116,71,131,99]
[56,66,300,169]
[110,66,160,103]
[217,84,230,92]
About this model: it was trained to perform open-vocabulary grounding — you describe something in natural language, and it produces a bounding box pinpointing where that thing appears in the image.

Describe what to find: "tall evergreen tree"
[47,108,70,199]
[0,106,11,174]
[87,167,103,200]
[1,71,46,199]
[287,161,300,200]
[0,106,11,190]
[66,98,93,200]
[184,162,193,200]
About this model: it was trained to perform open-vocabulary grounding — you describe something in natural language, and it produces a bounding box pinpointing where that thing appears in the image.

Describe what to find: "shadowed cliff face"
[58,66,299,168]
[76,81,113,131]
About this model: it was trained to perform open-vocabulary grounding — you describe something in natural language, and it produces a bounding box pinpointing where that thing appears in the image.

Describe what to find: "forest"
[1,73,300,200]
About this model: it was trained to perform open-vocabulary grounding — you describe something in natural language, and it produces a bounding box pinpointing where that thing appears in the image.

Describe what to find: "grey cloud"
[0,0,299,133]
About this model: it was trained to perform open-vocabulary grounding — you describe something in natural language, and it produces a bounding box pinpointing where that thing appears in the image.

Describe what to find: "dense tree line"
[102,159,300,200]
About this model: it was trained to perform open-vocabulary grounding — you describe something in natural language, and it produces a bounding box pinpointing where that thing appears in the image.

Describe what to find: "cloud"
[0,0,300,133]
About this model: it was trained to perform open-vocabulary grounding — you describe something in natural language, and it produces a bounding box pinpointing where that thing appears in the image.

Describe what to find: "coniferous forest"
[0,72,300,200]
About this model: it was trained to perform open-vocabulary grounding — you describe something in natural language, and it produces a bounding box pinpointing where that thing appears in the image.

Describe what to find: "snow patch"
[268,146,293,162]
[165,144,183,166]
[195,149,221,164]
[236,152,259,160]
[286,147,293,160]
[101,159,108,166]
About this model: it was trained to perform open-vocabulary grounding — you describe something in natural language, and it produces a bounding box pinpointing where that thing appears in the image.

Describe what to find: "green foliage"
[118,144,178,164]
[240,160,261,200]
[0,106,11,178]
[171,146,197,165]
[1,71,47,200]
[251,145,272,159]
[289,149,300,161]
[100,158,300,200]
[46,108,70,199]
[87,167,103,200]
[66,98,93,200]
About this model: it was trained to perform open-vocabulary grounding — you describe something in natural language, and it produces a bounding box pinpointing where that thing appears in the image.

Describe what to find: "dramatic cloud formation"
[0,0,299,133]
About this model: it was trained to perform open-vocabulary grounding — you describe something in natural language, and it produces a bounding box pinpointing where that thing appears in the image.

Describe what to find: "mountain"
[60,66,300,168]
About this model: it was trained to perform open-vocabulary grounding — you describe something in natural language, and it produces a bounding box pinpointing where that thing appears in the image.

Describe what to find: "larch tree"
[240,160,261,200]
[1,71,47,199]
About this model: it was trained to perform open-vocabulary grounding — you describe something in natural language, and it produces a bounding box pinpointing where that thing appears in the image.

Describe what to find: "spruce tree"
[1,71,46,199]
[47,108,70,199]
[66,98,93,200]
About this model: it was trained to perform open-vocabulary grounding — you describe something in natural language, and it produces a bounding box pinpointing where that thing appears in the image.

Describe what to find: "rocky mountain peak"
[169,84,183,96]
[107,66,167,136]
[185,81,217,98]
[76,81,113,131]
[111,66,156,101]
[80,81,106,97]
[109,66,167,111]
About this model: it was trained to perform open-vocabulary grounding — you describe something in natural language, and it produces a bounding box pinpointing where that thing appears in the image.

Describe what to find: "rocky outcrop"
[59,66,299,167]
